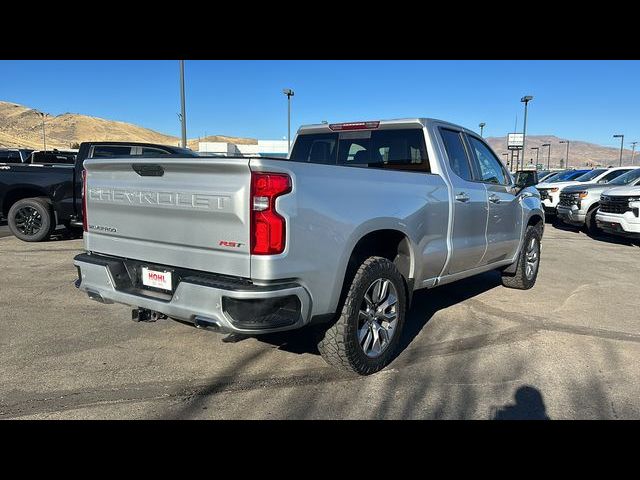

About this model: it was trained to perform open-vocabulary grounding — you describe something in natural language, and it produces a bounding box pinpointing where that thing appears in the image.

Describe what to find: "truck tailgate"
[83,157,252,278]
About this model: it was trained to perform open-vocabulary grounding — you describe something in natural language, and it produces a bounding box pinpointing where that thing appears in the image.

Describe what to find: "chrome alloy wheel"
[357,278,398,358]
[14,206,43,236]
[525,236,540,280]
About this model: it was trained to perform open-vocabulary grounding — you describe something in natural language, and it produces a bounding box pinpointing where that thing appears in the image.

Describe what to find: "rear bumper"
[595,212,640,238]
[556,205,586,225]
[74,253,313,335]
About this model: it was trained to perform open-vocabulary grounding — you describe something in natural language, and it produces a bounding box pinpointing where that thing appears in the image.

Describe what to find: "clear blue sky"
[1,60,639,146]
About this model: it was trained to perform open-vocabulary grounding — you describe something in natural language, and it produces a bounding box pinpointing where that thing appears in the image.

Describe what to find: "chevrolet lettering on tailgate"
[88,188,230,211]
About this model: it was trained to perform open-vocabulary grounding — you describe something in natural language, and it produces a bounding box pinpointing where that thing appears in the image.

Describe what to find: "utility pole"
[559,140,570,168]
[283,88,295,153]
[519,95,533,172]
[542,143,551,169]
[179,60,187,148]
[40,112,48,151]
[531,146,540,167]
[613,134,624,166]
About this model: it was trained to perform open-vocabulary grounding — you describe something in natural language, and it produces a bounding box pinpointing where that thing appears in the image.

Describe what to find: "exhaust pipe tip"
[194,316,222,332]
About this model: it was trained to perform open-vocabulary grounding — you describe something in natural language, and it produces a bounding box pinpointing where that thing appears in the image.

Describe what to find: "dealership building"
[197,140,288,157]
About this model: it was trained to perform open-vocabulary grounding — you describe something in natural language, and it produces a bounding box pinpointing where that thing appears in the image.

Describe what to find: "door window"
[440,129,473,181]
[467,136,508,185]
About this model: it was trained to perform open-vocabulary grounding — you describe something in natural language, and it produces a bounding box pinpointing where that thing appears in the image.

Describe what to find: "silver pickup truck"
[74,118,544,375]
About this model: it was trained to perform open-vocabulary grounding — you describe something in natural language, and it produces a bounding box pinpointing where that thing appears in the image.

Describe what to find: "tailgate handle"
[132,164,164,177]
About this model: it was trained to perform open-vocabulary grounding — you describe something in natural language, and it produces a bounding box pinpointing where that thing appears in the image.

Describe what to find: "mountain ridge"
[1,101,637,166]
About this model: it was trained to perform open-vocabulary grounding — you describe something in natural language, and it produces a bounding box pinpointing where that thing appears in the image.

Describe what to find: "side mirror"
[514,171,538,190]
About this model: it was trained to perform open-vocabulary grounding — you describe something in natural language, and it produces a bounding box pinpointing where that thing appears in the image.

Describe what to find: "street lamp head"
[479,122,486,128]
[613,134,623,138]
[531,147,539,150]
[542,143,550,147]
[283,88,294,97]
[559,140,568,144]
[521,95,533,103]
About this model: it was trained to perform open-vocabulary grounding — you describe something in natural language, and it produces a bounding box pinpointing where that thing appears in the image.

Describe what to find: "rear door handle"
[489,194,501,204]
[455,192,470,203]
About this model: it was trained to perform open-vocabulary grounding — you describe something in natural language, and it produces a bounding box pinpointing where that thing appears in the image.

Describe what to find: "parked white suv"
[536,167,637,216]
[596,185,640,239]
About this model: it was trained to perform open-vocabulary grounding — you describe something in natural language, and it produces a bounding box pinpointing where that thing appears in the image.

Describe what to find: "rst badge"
[219,240,244,248]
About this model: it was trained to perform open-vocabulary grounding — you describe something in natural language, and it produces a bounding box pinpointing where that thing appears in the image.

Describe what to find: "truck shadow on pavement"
[258,269,504,363]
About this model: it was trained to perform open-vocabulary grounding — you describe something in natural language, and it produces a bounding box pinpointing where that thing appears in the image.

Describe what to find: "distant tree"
[560,159,565,168]
[70,142,80,149]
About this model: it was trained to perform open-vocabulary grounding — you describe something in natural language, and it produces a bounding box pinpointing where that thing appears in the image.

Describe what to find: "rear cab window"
[0,151,22,163]
[90,146,134,158]
[31,152,76,164]
[289,128,430,173]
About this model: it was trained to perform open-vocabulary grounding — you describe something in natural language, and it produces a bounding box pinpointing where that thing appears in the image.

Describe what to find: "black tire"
[7,197,55,242]
[501,225,541,290]
[317,256,407,375]
[584,206,600,235]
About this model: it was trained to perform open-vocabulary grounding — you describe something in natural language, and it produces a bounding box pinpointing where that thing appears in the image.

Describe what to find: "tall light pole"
[179,60,187,148]
[631,141,638,165]
[613,134,624,166]
[40,112,49,151]
[531,146,540,167]
[542,143,551,169]
[479,122,486,137]
[519,95,533,172]
[283,88,294,153]
[559,140,570,168]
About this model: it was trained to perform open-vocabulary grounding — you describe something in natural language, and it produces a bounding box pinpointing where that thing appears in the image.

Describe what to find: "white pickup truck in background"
[596,186,640,239]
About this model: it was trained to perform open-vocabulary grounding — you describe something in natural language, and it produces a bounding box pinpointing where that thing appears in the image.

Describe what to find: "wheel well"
[527,214,544,231]
[587,202,599,212]
[342,229,414,307]
[2,188,49,217]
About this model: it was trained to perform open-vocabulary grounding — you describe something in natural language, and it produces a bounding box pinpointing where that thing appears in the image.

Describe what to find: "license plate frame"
[141,266,173,292]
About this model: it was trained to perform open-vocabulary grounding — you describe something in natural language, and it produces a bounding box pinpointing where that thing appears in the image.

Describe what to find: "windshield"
[548,170,587,182]
[608,168,640,186]
[541,172,561,182]
[574,169,606,182]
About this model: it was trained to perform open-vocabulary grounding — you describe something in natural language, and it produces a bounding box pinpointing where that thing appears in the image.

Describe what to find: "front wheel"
[317,256,407,375]
[501,225,541,290]
[584,207,600,235]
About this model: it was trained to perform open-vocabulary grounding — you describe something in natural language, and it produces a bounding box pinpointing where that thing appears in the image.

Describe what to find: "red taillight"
[82,169,88,232]
[250,172,292,255]
[328,121,380,131]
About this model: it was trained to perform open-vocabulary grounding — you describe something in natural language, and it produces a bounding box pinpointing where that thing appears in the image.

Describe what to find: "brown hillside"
[0,101,255,151]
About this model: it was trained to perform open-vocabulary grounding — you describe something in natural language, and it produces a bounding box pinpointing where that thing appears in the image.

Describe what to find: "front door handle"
[489,194,501,204]
[455,192,470,203]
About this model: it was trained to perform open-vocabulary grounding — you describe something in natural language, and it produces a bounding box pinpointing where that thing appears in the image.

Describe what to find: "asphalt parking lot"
[1,222,639,419]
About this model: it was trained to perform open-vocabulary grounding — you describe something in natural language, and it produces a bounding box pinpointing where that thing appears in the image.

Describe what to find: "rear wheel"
[317,256,407,375]
[7,197,55,242]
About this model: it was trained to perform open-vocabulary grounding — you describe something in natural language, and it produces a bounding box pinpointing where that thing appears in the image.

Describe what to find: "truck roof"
[297,118,476,135]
